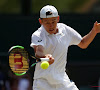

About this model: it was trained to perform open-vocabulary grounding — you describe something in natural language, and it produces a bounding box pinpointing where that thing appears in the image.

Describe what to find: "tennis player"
[30,5,100,90]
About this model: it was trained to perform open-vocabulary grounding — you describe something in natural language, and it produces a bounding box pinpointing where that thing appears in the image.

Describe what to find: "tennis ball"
[40,61,49,69]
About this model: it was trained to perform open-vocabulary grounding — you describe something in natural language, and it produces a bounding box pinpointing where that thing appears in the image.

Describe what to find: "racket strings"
[9,48,29,74]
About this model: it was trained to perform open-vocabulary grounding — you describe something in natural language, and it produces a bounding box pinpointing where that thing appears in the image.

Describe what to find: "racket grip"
[40,58,49,62]
[35,57,49,62]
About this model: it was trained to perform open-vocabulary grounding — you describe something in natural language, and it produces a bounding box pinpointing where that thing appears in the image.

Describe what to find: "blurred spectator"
[0,63,6,90]
[0,71,5,90]
[8,71,19,90]
[18,74,32,90]
[7,70,32,90]
[5,79,10,90]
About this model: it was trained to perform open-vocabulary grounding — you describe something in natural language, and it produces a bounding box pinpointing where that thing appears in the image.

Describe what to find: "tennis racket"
[8,45,49,76]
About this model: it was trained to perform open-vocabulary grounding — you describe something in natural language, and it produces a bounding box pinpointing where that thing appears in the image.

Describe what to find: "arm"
[33,45,54,65]
[78,21,100,49]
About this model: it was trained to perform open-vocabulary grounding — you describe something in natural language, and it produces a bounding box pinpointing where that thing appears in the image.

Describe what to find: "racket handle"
[35,57,49,62]
[40,58,49,62]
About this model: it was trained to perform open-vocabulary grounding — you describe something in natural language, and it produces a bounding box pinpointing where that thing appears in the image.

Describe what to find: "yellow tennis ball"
[40,61,49,69]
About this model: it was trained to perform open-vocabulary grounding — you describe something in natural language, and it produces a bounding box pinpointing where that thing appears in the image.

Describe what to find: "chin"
[49,32,55,34]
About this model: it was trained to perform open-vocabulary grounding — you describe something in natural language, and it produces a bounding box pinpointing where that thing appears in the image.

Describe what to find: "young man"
[30,5,100,90]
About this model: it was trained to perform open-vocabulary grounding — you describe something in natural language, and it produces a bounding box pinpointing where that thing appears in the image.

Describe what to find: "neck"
[54,28,58,34]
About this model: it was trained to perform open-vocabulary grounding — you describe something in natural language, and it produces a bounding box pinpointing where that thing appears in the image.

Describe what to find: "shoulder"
[57,23,74,30]
[32,26,45,38]
[57,23,75,34]
[57,23,67,28]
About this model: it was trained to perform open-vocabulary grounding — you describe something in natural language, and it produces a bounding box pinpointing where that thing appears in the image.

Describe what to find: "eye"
[46,22,50,24]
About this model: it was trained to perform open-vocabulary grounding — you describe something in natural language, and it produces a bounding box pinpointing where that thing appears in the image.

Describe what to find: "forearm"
[78,22,98,49]
[81,29,96,48]
[34,45,45,58]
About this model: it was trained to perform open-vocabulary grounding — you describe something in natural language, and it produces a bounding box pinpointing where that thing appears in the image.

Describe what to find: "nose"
[49,23,54,28]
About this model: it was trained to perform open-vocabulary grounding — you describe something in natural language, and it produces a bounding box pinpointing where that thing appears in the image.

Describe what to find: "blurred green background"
[0,0,99,14]
[0,0,100,90]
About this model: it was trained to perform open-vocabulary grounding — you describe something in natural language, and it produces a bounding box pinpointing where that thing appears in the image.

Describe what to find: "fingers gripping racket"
[8,45,49,76]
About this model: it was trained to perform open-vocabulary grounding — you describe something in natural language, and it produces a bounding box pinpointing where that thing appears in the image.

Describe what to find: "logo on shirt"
[38,40,42,42]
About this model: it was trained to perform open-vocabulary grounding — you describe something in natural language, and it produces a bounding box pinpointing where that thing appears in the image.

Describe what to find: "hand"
[93,21,100,34]
[45,54,54,65]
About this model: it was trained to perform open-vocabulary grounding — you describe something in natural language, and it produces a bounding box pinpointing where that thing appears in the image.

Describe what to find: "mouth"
[49,29,54,31]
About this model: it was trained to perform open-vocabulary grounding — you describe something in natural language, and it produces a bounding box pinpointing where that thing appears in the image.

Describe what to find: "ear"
[57,16,60,22]
[39,18,42,25]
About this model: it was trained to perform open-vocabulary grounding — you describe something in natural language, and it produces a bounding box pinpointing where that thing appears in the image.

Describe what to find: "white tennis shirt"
[30,23,82,84]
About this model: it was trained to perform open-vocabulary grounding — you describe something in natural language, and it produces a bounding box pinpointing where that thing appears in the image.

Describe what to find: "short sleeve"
[30,34,45,48]
[66,26,82,46]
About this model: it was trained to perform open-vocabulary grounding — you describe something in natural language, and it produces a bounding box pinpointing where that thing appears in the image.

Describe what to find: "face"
[39,16,59,34]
